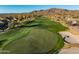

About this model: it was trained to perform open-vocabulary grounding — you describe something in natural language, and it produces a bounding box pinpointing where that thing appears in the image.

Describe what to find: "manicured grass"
[1,28,64,54]
[0,27,31,47]
[0,16,67,53]
[24,16,68,32]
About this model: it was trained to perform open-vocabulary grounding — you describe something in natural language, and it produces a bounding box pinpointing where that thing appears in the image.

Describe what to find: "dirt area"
[68,26,79,35]
[59,43,79,54]
[59,47,79,54]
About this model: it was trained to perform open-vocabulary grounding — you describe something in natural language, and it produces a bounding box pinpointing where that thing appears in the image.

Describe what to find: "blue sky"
[0,5,79,13]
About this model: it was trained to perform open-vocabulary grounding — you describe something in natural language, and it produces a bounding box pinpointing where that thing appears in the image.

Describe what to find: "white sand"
[59,31,79,44]
[59,31,79,54]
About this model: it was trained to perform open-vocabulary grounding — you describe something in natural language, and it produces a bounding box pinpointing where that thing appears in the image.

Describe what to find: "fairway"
[24,16,68,32]
[0,27,64,53]
[0,17,67,54]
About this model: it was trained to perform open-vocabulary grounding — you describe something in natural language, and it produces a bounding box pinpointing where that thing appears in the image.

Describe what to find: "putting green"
[0,27,64,54]
[0,17,67,54]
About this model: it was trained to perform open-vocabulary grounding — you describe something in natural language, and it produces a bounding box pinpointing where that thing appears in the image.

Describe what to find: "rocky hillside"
[31,8,79,21]
[0,8,79,27]
[0,8,79,21]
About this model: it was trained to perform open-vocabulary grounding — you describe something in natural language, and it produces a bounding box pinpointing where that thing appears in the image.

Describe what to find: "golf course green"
[0,16,68,54]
